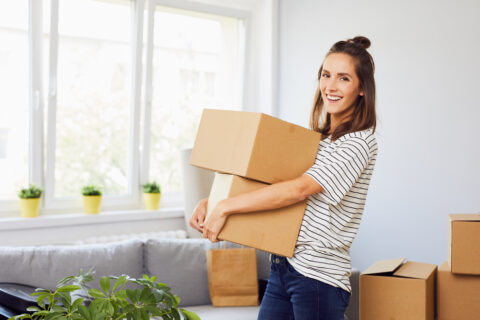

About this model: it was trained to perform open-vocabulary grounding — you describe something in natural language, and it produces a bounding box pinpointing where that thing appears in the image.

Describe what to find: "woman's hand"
[203,201,228,242]
[189,198,208,233]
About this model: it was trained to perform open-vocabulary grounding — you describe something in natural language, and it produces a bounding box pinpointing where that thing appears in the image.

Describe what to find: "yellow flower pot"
[143,193,161,210]
[19,198,41,218]
[83,195,102,214]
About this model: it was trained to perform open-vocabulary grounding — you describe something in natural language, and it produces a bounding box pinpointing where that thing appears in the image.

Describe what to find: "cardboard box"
[437,261,480,320]
[448,214,480,274]
[360,258,436,320]
[190,109,321,184]
[206,173,306,257]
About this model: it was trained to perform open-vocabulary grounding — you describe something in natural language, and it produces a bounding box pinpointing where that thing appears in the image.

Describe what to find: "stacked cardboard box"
[437,214,480,320]
[360,258,436,320]
[190,109,321,257]
[360,214,480,320]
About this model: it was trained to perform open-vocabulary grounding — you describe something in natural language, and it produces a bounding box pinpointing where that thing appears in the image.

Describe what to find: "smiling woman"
[190,36,378,320]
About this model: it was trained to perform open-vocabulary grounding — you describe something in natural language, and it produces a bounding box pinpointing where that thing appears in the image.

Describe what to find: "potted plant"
[18,185,42,218]
[82,185,102,214]
[8,269,200,320]
[142,181,161,210]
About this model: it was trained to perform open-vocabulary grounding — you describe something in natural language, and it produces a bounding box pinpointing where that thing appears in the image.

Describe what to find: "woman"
[190,36,378,320]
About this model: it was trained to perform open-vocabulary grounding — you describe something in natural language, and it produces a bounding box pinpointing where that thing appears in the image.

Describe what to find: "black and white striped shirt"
[287,128,378,293]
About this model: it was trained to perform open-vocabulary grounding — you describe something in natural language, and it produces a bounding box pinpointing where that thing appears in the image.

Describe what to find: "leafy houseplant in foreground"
[9,269,199,320]
[81,185,102,214]
[18,185,43,218]
[142,181,161,210]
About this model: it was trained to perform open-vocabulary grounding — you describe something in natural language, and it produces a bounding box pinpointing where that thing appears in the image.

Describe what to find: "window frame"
[43,0,145,212]
[139,0,250,206]
[0,0,278,217]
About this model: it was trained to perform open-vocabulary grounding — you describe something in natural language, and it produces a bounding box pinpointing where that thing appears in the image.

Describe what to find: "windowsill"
[0,207,185,232]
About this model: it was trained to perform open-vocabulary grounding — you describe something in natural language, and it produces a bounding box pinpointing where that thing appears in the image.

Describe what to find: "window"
[0,0,29,201]
[50,0,133,198]
[0,0,254,216]
[145,5,244,194]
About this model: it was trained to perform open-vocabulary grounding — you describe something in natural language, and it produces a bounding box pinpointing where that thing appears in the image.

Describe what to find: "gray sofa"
[0,238,359,319]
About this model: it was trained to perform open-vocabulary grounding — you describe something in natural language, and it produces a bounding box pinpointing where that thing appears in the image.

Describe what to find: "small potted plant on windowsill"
[18,185,43,218]
[142,181,161,210]
[82,185,102,214]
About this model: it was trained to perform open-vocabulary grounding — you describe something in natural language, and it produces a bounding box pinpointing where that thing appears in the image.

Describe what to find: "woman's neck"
[328,112,353,134]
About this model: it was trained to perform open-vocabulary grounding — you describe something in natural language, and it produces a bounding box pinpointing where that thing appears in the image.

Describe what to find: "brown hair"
[309,36,376,140]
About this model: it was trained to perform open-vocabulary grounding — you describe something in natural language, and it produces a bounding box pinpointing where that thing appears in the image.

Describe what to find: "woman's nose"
[325,80,337,92]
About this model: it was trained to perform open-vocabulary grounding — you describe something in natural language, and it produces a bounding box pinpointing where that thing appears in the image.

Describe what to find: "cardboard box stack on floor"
[190,109,321,257]
[360,213,480,320]
[437,214,480,320]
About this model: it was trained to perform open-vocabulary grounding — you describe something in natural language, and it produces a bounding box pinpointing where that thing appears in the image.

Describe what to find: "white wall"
[278,0,480,271]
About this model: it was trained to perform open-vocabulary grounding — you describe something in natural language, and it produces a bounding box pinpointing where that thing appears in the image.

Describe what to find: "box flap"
[362,258,405,275]
[393,261,437,279]
[449,214,480,222]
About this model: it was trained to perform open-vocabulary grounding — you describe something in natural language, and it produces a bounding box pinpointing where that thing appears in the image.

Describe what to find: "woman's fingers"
[190,198,208,232]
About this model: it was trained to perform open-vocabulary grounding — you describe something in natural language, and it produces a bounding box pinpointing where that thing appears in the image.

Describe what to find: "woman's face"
[319,52,363,119]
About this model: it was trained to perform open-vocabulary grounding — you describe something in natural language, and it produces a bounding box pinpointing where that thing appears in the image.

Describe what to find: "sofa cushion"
[0,239,144,291]
[145,238,216,307]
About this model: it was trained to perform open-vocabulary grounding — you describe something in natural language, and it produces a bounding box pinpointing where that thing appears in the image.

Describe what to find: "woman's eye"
[340,77,350,81]
[321,73,329,78]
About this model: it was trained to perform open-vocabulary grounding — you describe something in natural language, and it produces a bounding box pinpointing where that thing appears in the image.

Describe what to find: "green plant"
[142,181,161,194]
[18,185,43,199]
[9,269,199,320]
[82,185,102,196]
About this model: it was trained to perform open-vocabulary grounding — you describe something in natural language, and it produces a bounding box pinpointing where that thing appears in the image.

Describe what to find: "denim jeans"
[257,255,350,320]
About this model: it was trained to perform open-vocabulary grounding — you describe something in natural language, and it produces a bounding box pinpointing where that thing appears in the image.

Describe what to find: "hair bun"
[347,36,371,49]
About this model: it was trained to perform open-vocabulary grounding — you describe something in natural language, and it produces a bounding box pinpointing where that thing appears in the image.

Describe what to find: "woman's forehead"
[323,53,356,74]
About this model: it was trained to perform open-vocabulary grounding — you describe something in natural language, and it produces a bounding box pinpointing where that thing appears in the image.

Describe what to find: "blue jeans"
[257,255,350,320]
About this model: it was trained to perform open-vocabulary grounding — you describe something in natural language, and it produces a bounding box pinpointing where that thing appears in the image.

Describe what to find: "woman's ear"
[359,91,364,96]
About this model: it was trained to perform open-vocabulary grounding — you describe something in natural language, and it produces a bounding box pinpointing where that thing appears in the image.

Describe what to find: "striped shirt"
[287,128,378,293]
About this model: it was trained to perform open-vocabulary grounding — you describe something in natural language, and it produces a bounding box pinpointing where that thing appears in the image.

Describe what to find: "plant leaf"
[77,306,90,320]
[57,285,81,293]
[112,275,128,291]
[26,306,41,312]
[88,289,105,298]
[139,288,150,302]
[126,289,136,303]
[72,297,84,308]
[60,293,72,308]
[171,308,181,320]
[173,294,180,307]
[180,309,201,320]
[100,277,110,294]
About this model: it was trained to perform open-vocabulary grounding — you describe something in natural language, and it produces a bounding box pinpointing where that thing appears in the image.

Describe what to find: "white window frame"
[0,0,45,216]
[0,0,278,217]
[44,0,145,213]
[140,0,251,207]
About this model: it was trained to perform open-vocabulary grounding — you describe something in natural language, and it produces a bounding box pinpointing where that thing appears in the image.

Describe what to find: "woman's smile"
[326,94,343,103]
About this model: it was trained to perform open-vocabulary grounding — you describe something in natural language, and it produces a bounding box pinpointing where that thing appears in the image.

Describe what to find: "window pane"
[149,6,243,193]
[0,0,29,200]
[54,0,132,197]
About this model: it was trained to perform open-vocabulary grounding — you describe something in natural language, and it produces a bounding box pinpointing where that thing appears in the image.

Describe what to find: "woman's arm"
[201,174,324,241]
